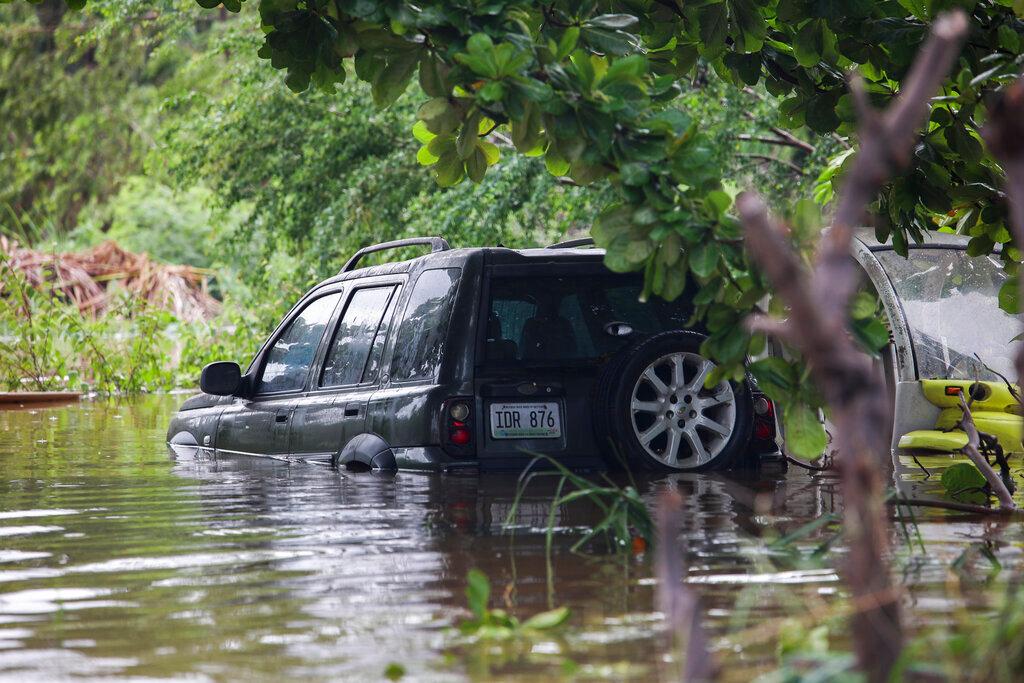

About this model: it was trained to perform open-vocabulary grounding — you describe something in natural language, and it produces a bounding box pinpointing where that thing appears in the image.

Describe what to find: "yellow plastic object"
[900,380,1024,455]
[898,430,969,452]
[920,379,1019,411]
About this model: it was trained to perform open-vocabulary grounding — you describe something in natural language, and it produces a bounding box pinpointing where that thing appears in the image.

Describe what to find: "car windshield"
[874,248,1019,381]
[485,273,691,364]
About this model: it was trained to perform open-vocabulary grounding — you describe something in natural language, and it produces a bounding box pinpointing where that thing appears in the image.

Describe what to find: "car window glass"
[390,268,462,382]
[362,285,402,384]
[875,249,1019,380]
[319,286,395,387]
[258,293,341,393]
[320,286,395,388]
[485,274,691,362]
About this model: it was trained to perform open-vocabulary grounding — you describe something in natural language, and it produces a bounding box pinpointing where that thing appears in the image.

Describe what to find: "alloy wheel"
[629,352,736,469]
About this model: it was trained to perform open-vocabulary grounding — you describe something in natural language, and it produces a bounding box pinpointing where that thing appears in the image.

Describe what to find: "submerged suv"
[167,237,775,472]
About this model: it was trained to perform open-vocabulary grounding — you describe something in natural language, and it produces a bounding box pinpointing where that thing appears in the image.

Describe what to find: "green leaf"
[998,24,1020,53]
[466,147,488,183]
[419,54,448,97]
[545,148,570,176]
[434,149,465,186]
[478,140,500,165]
[850,291,876,320]
[522,607,571,630]
[417,98,460,135]
[587,14,639,30]
[511,103,541,153]
[580,27,639,56]
[897,0,931,20]
[941,463,988,504]
[967,235,994,257]
[465,569,490,619]
[478,80,505,102]
[690,242,720,278]
[748,357,798,403]
[999,277,1019,314]
[619,162,649,186]
[416,145,439,165]
[794,19,825,67]
[728,0,767,52]
[699,3,729,57]
[706,190,732,216]
[558,27,580,59]
[372,50,420,108]
[457,112,481,160]
[412,120,435,144]
[805,93,840,133]
[851,316,889,353]
[783,402,827,460]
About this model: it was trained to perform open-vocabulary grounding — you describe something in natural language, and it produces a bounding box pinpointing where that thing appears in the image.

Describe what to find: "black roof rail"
[546,237,595,249]
[340,237,451,274]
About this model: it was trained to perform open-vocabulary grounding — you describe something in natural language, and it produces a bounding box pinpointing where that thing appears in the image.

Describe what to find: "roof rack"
[546,237,595,249]
[340,237,451,274]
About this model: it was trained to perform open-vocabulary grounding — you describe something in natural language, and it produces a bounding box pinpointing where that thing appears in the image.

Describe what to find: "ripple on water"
[0,395,1021,683]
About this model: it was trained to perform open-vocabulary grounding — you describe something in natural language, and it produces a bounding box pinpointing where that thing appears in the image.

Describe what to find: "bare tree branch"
[982,74,1024,395]
[818,10,969,325]
[734,133,815,153]
[958,395,1016,510]
[736,11,969,683]
[738,153,805,175]
[655,490,715,683]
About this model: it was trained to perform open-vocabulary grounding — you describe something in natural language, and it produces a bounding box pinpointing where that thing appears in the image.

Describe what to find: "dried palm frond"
[1,237,220,322]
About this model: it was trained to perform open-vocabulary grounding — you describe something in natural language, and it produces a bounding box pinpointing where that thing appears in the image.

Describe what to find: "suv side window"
[258,292,342,394]
[320,285,396,388]
[390,268,461,382]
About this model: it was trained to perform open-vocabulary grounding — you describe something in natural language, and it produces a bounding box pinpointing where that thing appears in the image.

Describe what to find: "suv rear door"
[475,260,693,464]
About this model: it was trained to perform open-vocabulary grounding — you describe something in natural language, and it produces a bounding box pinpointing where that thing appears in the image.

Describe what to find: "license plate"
[489,402,561,439]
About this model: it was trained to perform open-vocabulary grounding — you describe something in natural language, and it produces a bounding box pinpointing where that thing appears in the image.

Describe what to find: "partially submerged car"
[806,230,1022,458]
[168,237,778,472]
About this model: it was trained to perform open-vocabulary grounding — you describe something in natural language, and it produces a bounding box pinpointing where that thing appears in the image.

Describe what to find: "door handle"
[275,414,289,423]
[344,407,360,417]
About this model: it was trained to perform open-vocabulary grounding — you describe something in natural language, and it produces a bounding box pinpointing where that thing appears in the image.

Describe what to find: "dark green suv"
[167,237,776,472]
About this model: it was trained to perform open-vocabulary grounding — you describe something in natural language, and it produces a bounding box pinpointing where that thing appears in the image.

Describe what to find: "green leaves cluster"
[749,356,827,459]
[460,569,570,640]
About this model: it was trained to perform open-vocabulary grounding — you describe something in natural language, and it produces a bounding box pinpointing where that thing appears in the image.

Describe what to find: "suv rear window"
[485,273,691,363]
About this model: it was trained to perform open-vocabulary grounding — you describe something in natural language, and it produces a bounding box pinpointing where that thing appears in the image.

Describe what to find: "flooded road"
[0,396,1021,681]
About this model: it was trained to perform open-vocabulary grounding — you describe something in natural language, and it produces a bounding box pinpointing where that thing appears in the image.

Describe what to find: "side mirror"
[200,361,242,396]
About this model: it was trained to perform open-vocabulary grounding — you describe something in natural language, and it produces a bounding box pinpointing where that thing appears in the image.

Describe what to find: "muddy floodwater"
[0,396,1021,681]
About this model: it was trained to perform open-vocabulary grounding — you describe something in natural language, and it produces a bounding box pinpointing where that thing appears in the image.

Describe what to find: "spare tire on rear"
[593,330,753,471]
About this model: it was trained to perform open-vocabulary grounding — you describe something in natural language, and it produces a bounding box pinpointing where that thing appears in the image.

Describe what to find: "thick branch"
[735,133,815,153]
[818,11,969,326]
[958,395,1016,510]
[983,74,1024,393]
[737,12,970,683]
[738,153,805,175]
[655,490,715,683]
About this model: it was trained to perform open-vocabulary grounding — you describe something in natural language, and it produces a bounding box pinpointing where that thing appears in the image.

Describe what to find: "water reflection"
[0,397,1021,681]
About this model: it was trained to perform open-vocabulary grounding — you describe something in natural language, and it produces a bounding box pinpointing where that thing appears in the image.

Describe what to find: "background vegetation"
[0,1,828,392]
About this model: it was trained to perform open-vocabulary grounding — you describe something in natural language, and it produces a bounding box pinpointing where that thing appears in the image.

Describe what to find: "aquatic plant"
[457,568,570,640]
[504,453,654,556]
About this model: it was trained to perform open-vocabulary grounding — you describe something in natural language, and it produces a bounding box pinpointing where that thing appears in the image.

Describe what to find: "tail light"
[752,396,776,443]
[442,398,475,455]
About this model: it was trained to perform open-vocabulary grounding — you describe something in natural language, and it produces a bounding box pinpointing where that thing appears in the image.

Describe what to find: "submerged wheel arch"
[333,433,396,471]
